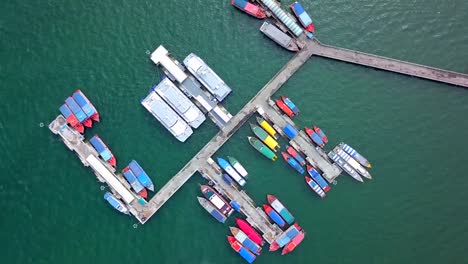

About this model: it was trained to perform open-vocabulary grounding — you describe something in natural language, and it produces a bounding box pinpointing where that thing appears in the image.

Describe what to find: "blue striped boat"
[340,143,372,168]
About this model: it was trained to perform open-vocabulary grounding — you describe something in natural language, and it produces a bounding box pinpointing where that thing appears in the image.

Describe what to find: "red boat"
[269,223,302,251]
[275,99,295,118]
[304,127,325,147]
[313,125,328,144]
[231,0,266,19]
[59,104,85,133]
[281,231,305,255]
[236,218,264,245]
[286,146,306,166]
[74,89,100,122]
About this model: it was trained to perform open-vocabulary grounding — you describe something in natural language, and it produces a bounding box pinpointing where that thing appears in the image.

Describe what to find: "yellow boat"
[256,116,278,139]
[250,123,280,152]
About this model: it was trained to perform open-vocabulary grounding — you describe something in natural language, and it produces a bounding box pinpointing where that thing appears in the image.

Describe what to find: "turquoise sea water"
[1,0,468,263]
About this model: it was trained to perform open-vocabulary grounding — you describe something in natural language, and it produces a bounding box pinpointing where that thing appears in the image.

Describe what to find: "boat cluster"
[58,89,99,133]
[231,0,316,51]
[197,181,306,262]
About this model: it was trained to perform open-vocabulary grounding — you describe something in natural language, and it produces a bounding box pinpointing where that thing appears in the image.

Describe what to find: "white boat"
[104,192,129,215]
[335,147,372,179]
[227,156,248,177]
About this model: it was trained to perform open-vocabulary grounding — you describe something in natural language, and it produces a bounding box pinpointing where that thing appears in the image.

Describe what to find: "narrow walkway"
[310,40,468,87]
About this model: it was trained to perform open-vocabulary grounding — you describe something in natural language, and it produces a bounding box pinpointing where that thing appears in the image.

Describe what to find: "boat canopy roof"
[151,45,187,83]
[86,155,134,203]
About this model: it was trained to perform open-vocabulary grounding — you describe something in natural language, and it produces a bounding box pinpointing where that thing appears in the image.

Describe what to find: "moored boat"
[280,96,300,115]
[269,223,302,251]
[89,135,116,167]
[289,1,315,33]
[250,123,280,151]
[72,90,98,123]
[227,236,256,263]
[59,104,84,133]
[200,185,234,216]
[305,176,326,198]
[230,227,262,255]
[122,166,148,199]
[256,116,278,139]
[228,156,248,178]
[197,196,227,223]
[286,145,306,166]
[335,147,372,179]
[65,97,92,128]
[281,152,305,175]
[281,231,305,255]
[275,99,295,118]
[73,89,99,121]
[267,195,295,225]
[260,21,300,52]
[328,150,363,182]
[231,0,266,19]
[217,157,247,186]
[236,218,264,245]
[306,165,331,192]
[129,160,155,191]
[339,143,372,168]
[248,137,277,161]
[313,125,328,144]
[304,127,324,147]
[122,166,147,199]
[104,192,129,214]
[263,204,286,228]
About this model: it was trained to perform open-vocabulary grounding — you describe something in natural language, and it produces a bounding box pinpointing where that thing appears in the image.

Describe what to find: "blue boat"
[72,91,96,119]
[263,204,286,227]
[228,236,257,263]
[289,1,315,33]
[65,97,87,122]
[281,152,305,174]
[89,135,111,161]
[217,157,246,186]
[306,165,330,192]
[122,167,145,193]
[197,197,227,223]
[281,96,300,115]
[129,160,155,192]
[104,192,129,214]
[305,127,324,147]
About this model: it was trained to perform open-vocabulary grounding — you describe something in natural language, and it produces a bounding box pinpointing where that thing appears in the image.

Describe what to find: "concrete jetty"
[310,40,468,87]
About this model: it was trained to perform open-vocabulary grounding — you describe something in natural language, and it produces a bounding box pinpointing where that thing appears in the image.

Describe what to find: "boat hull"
[256,116,278,139]
[231,0,266,19]
[201,185,234,216]
[263,204,286,227]
[236,218,264,245]
[275,99,295,117]
[286,146,306,166]
[281,152,305,174]
[267,195,295,225]
[305,176,326,198]
[306,165,331,192]
[248,137,277,161]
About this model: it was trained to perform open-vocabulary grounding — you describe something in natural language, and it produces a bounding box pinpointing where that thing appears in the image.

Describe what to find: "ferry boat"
[335,147,372,179]
[286,146,306,166]
[267,195,295,225]
[65,97,92,128]
[305,176,326,198]
[217,157,247,186]
[236,218,264,245]
[263,204,286,227]
[269,223,302,251]
[260,21,299,52]
[304,127,324,147]
[339,143,372,168]
[141,91,193,142]
[122,166,147,199]
[281,231,305,255]
[104,192,129,215]
[59,104,84,133]
[72,89,99,122]
[230,227,262,255]
[200,185,234,216]
[281,152,305,174]
[228,156,248,178]
[129,160,155,191]
[328,150,363,182]
[250,123,280,151]
[89,135,116,167]
[227,236,256,264]
[197,196,227,223]
[306,165,331,192]
[248,137,277,161]
[256,116,278,139]
[280,96,300,115]
[231,0,266,19]
[289,1,315,33]
[313,125,328,144]
[152,78,206,129]
[275,99,295,118]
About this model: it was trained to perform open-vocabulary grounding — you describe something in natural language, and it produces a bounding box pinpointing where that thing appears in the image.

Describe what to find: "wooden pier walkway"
[310,39,468,87]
